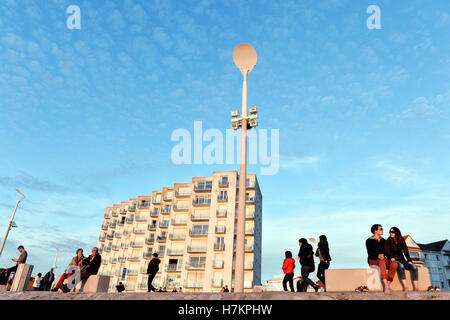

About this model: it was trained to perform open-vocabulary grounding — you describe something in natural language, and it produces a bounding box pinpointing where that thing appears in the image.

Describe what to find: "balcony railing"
[126,268,139,274]
[101,224,109,230]
[167,249,184,256]
[216,210,227,218]
[123,230,132,236]
[152,198,161,204]
[130,241,144,247]
[148,224,157,231]
[159,221,169,228]
[213,260,224,268]
[217,195,228,202]
[245,244,254,251]
[189,229,208,237]
[150,210,159,217]
[121,242,129,249]
[212,279,223,287]
[156,250,165,257]
[111,211,119,217]
[245,262,254,270]
[245,228,254,235]
[99,236,106,241]
[138,202,150,209]
[109,258,118,263]
[115,232,122,238]
[118,220,125,226]
[104,246,111,252]
[157,235,167,242]
[169,233,186,240]
[184,281,203,288]
[135,215,148,222]
[163,195,173,201]
[173,204,190,211]
[175,191,191,197]
[165,264,183,271]
[126,217,134,224]
[128,204,136,212]
[109,222,117,229]
[191,213,210,221]
[112,245,120,251]
[192,198,211,206]
[145,237,155,245]
[218,180,229,187]
[118,256,127,263]
[120,209,127,215]
[143,252,154,259]
[187,246,207,253]
[171,219,187,225]
[133,228,146,234]
[214,243,225,251]
[161,206,171,214]
[215,226,226,234]
[186,263,205,270]
[194,184,212,192]
[104,214,111,219]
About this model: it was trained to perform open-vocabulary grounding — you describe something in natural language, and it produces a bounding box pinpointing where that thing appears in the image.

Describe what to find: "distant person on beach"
[282,250,295,292]
[172,287,178,292]
[385,227,419,291]
[297,238,319,292]
[315,235,331,291]
[32,273,42,291]
[146,253,161,292]
[223,285,229,292]
[366,224,398,295]
[42,268,55,291]
[53,248,85,292]
[0,245,28,285]
[116,282,125,292]
[179,287,183,292]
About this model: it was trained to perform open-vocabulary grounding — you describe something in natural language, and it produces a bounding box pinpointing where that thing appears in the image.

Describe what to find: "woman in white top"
[32,273,42,291]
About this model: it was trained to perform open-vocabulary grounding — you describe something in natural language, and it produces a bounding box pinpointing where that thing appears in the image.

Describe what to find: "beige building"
[97,171,262,292]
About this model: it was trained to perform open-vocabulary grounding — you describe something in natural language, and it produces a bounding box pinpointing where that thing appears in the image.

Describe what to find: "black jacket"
[384,237,412,262]
[147,258,161,275]
[317,241,332,262]
[43,272,54,289]
[366,236,385,263]
[298,243,315,270]
[82,254,102,275]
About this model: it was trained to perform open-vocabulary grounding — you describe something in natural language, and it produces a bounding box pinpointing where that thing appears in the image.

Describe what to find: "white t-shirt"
[33,277,41,288]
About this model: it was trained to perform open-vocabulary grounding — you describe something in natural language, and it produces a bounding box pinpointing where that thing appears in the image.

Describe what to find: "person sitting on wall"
[116,282,125,293]
[80,247,102,281]
[0,245,28,285]
[53,248,85,293]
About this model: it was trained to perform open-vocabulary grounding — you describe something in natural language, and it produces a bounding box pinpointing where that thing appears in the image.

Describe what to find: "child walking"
[282,251,296,292]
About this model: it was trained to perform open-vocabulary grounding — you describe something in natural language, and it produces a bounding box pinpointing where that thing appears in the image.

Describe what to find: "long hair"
[298,238,308,246]
[319,235,328,243]
[390,227,405,245]
[285,251,292,259]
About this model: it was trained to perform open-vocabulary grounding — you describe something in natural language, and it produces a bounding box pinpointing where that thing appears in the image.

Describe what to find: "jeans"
[300,265,316,292]
[147,274,156,292]
[283,273,294,292]
[317,261,330,284]
[396,260,418,281]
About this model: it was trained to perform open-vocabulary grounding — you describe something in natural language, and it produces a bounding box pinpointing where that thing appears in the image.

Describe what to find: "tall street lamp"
[231,43,258,293]
[0,189,25,257]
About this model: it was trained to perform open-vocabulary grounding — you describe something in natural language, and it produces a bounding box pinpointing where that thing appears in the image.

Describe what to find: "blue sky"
[0,0,449,283]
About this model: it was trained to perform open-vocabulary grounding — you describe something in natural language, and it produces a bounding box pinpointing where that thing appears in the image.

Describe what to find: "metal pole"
[235,71,248,293]
[0,190,25,257]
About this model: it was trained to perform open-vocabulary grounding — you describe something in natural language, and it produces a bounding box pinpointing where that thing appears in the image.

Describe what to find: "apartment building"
[418,239,450,291]
[97,171,262,292]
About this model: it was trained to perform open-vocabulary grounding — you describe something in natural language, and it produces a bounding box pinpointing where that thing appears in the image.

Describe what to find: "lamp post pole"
[231,43,258,293]
[235,70,248,293]
[0,189,25,257]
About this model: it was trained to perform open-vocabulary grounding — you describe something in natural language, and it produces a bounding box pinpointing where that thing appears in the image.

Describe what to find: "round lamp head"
[309,238,316,244]
[233,43,257,75]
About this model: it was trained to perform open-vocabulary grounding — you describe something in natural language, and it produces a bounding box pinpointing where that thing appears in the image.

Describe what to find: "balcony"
[163,195,173,201]
[145,238,154,245]
[237,181,255,189]
[218,180,229,188]
[157,235,167,242]
[128,204,136,212]
[165,264,183,271]
[101,224,109,230]
[126,268,139,274]
[104,214,111,219]
[189,229,208,237]
[246,196,254,203]
[133,228,146,234]
[126,217,134,224]
[161,206,171,214]
[150,209,159,217]
[169,233,186,240]
[109,222,117,229]
[159,221,170,228]
[214,243,225,251]
[104,246,111,252]
[111,211,119,217]
[171,219,187,226]
[152,198,161,204]
[246,212,255,219]
[138,201,150,209]
[192,198,211,206]
[115,233,122,238]
[175,191,191,197]
[143,252,153,259]
[187,246,207,253]
[194,183,212,192]
[135,215,148,222]
[215,226,226,234]
[147,224,157,231]
[245,228,254,235]
[118,220,125,226]
[245,262,254,270]
[130,241,144,247]
[167,249,184,256]
[112,245,120,251]
[109,257,118,263]
[216,210,227,218]
[191,213,210,221]
[123,230,132,236]
[121,243,129,249]
[118,256,127,263]
[184,281,203,288]
[156,250,165,257]
[217,195,228,202]
[245,244,254,252]
[212,279,223,287]
[127,256,141,262]
[120,209,127,215]
[99,236,106,242]
[213,260,224,269]
[173,204,190,211]
[186,262,206,270]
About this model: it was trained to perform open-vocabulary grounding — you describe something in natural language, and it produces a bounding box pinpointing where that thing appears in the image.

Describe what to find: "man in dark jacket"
[297,238,319,292]
[365,224,397,295]
[42,268,55,291]
[0,245,28,285]
[146,253,160,292]
[81,247,102,280]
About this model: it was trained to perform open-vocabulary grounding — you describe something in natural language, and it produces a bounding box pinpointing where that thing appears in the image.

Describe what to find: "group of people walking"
[282,235,331,293]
